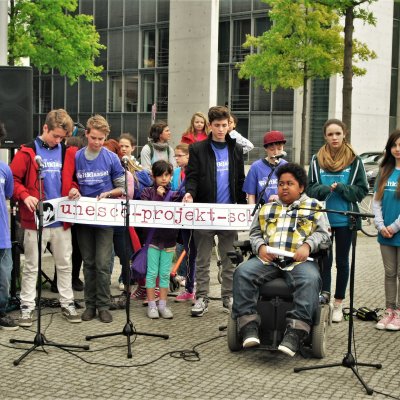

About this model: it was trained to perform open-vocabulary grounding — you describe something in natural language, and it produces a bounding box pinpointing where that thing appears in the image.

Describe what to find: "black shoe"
[278,327,308,357]
[72,278,84,291]
[240,321,260,348]
[0,314,19,331]
[81,308,96,321]
[98,309,113,323]
[50,283,59,293]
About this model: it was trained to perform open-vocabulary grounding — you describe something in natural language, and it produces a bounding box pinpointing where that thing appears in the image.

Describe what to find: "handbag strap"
[143,188,174,247]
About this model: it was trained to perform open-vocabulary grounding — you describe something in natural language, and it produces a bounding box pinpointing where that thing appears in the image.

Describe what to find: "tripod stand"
[10,162,89,366]
[85,161,169,358]
[293,208,382,395]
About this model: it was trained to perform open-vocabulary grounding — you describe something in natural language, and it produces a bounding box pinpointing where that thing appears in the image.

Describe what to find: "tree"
[8,0,105,83]
[315,0,377,139]
[239,0,343,165]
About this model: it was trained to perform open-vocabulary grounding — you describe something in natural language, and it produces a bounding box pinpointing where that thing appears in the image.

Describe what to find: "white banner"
[41,197,255,230]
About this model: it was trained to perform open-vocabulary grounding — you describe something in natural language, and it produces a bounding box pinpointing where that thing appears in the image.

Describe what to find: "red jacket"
[181,131,208,145]
[10,142,79,230]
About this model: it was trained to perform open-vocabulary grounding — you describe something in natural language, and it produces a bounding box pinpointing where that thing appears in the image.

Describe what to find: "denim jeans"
[77,225,113,311]
[321,226,352,300]
[112,226,134,285]
[180,229,196,294]
[232,256,321,328]
[0,248,12,314]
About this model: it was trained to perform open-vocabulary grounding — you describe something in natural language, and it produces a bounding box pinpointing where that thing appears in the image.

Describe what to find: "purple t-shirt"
[211,142,231,204]
[0,161,13,248]
[75,147,124,197]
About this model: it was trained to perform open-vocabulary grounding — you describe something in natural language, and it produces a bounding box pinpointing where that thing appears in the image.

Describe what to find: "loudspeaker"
[0,66,33,148]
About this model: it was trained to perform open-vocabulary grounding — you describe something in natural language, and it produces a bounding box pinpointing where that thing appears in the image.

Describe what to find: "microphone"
[34,155,44,168]
[121,155,130,165]
[271,151,287,160]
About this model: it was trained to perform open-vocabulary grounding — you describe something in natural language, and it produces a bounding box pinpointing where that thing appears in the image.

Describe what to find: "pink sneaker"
[375,308,394,330]
[386,309,400,331]
[175,290,195,303]
[131,286,147,301]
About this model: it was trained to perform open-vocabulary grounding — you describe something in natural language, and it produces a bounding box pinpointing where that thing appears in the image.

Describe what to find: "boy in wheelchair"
[232,163,331,356]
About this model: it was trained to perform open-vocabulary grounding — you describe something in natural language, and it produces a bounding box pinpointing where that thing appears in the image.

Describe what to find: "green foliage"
[316,0,377,23]
[238,0,344,91]
[8,0,105,83]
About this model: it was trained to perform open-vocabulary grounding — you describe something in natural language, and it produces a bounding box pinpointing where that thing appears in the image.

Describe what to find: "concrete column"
[168,0,219,145]
[0,0,7,65]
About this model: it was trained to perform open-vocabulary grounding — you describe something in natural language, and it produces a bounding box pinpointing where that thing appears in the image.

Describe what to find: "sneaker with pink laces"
[386,309,400,331]
[175,290,195,303]
[375,308,394,330]
[131,286,147,300]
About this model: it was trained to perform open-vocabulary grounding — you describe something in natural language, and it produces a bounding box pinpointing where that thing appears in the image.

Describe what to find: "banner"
[41,197,255,230]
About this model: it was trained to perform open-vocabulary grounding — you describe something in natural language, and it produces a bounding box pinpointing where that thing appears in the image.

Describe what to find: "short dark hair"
[118,133,136,147]
[0,121,6,143]
[208,106,230,124]
[151,160,173,177]
[149,121,168,143]
[276,163,308,188]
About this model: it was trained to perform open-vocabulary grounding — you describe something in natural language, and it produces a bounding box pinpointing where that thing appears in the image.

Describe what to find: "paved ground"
[1,232,399,400]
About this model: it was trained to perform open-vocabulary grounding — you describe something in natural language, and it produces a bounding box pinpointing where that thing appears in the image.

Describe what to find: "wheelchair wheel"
[227,315,242,352]
[312,304,330,358]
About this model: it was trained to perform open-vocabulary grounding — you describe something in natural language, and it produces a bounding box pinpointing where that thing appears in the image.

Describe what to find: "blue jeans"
[321,226,352,300]
[232,256,321,328]
[0,248,12,314]
[112,226,134,285]
[180,229,196,293]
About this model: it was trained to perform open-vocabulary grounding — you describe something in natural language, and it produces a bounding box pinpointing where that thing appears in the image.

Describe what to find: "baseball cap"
[263,130,286,147]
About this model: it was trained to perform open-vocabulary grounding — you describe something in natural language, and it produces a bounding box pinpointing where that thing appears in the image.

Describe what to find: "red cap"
[263,130,286,146]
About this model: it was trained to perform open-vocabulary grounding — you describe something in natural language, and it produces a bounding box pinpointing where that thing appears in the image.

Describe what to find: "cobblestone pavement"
[1,233,399,400]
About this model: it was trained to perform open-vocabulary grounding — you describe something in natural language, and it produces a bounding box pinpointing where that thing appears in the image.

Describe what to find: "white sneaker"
[375,308,394,330]
[191,297,208,317]
[158,306,173,319]
[147,307,159,319]
[332,302,343,322]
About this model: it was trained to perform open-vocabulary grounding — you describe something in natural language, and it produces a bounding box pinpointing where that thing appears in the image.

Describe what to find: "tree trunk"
[342,6,354,142]
[300,68,308,166]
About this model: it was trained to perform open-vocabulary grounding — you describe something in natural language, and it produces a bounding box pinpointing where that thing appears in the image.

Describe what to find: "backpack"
[134,169,153,200]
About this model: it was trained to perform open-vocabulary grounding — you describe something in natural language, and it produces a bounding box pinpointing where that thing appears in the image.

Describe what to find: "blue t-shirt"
[320,166,351,227]
[35,138,63,228]
[243,158,287,203]
[211,142,231,204]
[0,161,13,249]
[75,147,124,197]
[378,168,400,247]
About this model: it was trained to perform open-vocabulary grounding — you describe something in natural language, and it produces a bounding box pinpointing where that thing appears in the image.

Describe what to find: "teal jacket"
[306,155,369,230]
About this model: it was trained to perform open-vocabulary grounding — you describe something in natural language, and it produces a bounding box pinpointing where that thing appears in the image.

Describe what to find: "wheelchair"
[226,240,332,358]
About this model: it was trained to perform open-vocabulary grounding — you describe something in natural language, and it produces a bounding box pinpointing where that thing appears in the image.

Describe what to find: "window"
[272,88,294,112]
[40,77,51,114]
[158,28,169,67]
[93,75,107,112]
[232,0,251,13]
[109,74,122,112]
[141,73,155,112]
[80,0,93,15]
[96,31,107,68]
[252,83,271,111]
[108,29,123,70]
[33,77,39,114]
[79,78,93,112]
[124,29,139,69]
[141,0,156,24]
[107,114,122,137]
[255,17,271,37]
[219,0,230,15]
[232,19,251,62]
[157,73,168,112]
[94,0,108,29]
[109,0,123,27]
[217,68,230,107]
[66,82,78,114]
[158,0,170,21]
[218,21,230,63]
[143,30,156,68]
[125,74,138,112]
[53,76,65,109]
[125,0,139,26]
[231,70,249,111]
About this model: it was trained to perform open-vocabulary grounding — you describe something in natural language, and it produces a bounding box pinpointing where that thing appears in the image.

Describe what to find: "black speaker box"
[0,66,33,148]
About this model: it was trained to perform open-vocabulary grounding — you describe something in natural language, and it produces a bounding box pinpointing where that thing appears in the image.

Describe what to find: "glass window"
[80,0,93,15]
[218,21,230,63]
[252,83,271,111]
[94,0,108,29]
[96,30,107,68]
[272,88,294,112]
[109,0,123,27]
[232,0,251,13]
[219,0,230,15]
[157,73,168,112]
[141,73,155,112]
[78,114,93,128]
[53,75,65,109]
[390,68,398,117]
[40,77,52,114]
[109,74,122,112]
[217,68,230,107]
[231,70,249,111]
[108,29,123,70]
[253,0,269,11]
[158,0,170,21]
[33,77,39,114]
[255,17,271,37]
[125,74,138,112]
[124,29,139,69]
[107,114,122,137]
[125,0,139,26]
[142,30,156,68]
[123,114,138,138]
[66,82,78,114]
[79,78,93,113]
[33,114,39,138]
[141,0,156,24]
[93,74,107,112]
[158,28,169,67]
[138,113,152,146]
[232,19,251,62]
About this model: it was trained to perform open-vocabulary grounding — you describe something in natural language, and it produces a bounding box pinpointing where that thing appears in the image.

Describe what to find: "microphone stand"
[10,162,89,366]
[85,160,169,358]
[251,158,279,217]
[293,205,382,395]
